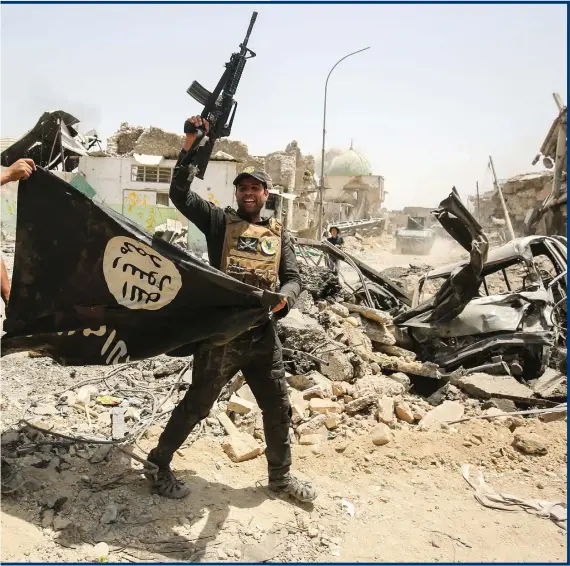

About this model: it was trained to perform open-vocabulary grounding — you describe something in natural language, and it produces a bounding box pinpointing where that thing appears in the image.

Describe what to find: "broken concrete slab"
[376,396,395,425]
[217,412,264,462]
[530,368,567,400]
[451,372,533,401]
[344,392,376,415]
[344,303,393,325]
[355,375,406,397]
[296,415,327,436]
[309,398,342,414]
[361,319,397,346]
[374,344,417,360]
[228,394,258,415]
[419,401,465,430]
[321,350,354,382]
[395,401,414,424]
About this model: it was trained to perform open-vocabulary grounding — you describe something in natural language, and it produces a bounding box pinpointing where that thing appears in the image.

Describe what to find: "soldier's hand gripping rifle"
[181,11,258,178]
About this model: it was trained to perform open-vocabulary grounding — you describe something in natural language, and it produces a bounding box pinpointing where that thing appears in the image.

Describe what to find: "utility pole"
[476,181,481,221]
[489,155,515,241]
[318,47,370,239]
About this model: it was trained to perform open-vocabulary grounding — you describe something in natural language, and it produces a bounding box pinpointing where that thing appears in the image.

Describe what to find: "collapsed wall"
[475,171,567,236]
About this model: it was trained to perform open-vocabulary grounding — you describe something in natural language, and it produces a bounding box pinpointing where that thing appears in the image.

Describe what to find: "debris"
[530,369,567,400]
[374,344,417,360]
[228,394,258,415]
[419,401,465,430]
[370,423,392,445]
[324,415,341,430]
[341,499,355,517]
[376,396,395,425]
[96,396,122,407]
[344,392,376,415]
[111,407,127,440]
[309,398,342,414]
[329,303,349,318]
[90,445,113,464]
[360,319,397,346]
[153,359,188,379]
[90,542,110,561]
[53,516,71,531]
[451,373,534,401]
[388,372,411,390]
[395,402,414,424]
[287,370,332,394]
[512,430,549,456]
[344,303,393,325]
[321,350,354,382]
[100,504,118,524]
[217,413,264,463]
[462,464,566,529]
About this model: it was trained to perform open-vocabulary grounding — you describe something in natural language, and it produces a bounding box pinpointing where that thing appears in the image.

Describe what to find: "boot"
[269,473,317,503]
[145,449,190,499]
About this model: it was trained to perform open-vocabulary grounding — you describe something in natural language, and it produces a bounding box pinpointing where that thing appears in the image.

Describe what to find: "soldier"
[145,116,317,503]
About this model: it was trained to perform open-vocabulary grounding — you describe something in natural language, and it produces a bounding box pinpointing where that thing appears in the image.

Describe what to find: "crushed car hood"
[398,288,553,338]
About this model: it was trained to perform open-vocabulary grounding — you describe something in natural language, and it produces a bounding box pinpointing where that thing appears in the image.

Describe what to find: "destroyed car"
[395,203,567,381]
[395,216,436,255]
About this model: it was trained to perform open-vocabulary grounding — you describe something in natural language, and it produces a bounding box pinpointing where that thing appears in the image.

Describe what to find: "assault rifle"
[182,11,258,178]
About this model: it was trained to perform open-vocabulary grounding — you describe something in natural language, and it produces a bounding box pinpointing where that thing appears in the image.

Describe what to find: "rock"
[376,396,395,425]
[345,317,360,327]
[540,410,567,423]
[419,401,465,430]
[217,548,228,560]
[345,392,376,415]
[388,372,411,390]
[124,406,141,422]
[321,351,354,382]
[41,509,55,528]
[374,344,417,360]
[111,407,128,440]
[76,385,98,404]
[355,375,405,397]
[287,371,332,394]
[329,303,349,318]
[427,383,464,406]
[361,319,396,346]
[100,504,118,524]
[375,353,440,378]
[44,494,68,510]
[291,404,305,424]
[309,398,342,414]
[90,445,113,464]
[302,386,328,400]
[221,433,264,463]
[228,394,258,415]
[530,368,567,400]
[153,359,186,378]
[413,407,426,421]
[299,433,327,445]
[369,363,381,375]
[512,430,548,455]
[324,415,341,430]
[237,384,257,405]
[23,478,42,492]
[344,303,393,324]
[452,373,533,400]
[1,431,20,444]
[395,402,414,424]
[296,415,327,436]
[370,423,392,445]
[90,542,110,561]
[53,516,71,531]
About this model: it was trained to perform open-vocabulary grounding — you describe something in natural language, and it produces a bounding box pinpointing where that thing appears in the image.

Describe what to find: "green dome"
[329,148,372,177]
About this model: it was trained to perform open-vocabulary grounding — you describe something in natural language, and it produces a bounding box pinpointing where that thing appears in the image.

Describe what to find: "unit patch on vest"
[260,236,279,256]
[237,236,258,253]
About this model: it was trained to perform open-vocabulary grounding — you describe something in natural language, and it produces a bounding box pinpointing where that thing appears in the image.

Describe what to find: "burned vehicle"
[395,190,567,380]
[395,216,436,255]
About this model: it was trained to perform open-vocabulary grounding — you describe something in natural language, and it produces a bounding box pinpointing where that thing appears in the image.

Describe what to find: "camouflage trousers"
[150,322,292,481]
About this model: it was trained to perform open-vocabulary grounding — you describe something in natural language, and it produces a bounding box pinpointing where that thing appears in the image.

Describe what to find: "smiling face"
[235,176,268,219]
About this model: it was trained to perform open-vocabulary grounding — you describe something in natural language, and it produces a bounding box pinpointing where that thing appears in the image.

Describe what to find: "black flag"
[2,168,281,365]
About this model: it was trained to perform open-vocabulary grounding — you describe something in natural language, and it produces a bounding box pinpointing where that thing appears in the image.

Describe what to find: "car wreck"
[394,190,567,380]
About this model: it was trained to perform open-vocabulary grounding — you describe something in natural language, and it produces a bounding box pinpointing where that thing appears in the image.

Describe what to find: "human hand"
[1,158,36,185]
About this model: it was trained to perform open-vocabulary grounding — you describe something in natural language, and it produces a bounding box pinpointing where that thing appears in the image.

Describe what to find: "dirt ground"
[1,235,567,563]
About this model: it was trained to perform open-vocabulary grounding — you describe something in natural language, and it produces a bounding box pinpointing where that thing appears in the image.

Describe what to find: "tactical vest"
[220,210,282,292]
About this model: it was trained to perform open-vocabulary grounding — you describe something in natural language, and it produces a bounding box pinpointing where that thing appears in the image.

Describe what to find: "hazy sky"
[1,2,566,209]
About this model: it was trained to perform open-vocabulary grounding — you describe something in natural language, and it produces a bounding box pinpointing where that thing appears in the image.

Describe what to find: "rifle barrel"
[241,11,257,50]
